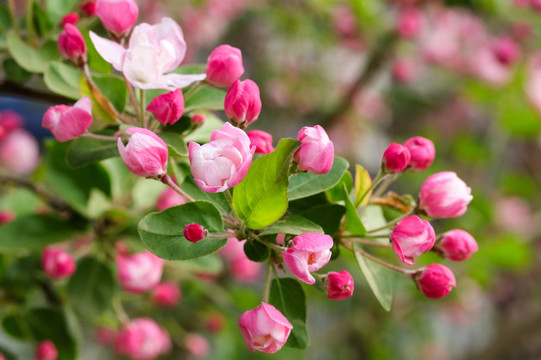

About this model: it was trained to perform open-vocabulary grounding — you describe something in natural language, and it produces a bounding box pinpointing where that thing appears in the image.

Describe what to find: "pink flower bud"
[415,264,456,299]
[0,129,39,175]
[81,1,97,16]
[117,127,168,178]
[95,0,139,37]
[238,302,293,354]
[224,79,262,126]
[146,89,184,126]
[397,8,421,38]
[60,12,79,26]
[189,122,255,193]
[57,24,87,64]
[403,136,435,171]
[392,58,416,83]
[419,171,473,218]
[185,333,210,358]
[41,248,76,279]
[151,281,181,307]
[390,216,435,265]
[0,210,15,225]
[42,97,92,142]
[436,229,478,261]
[206,44,244,88]
[246,130,274,154]
[191,114,205,127]
[294,125,334,175]
[492,37,521,65]
[326,270,354,300]
[35,340,58,360]
[282,232,333,285]
[116,250,164,293]
[115,318,171,359]
[183,224,207,243]
[156,187,186,211]
[382,142,411,173]
[0,110,24,133]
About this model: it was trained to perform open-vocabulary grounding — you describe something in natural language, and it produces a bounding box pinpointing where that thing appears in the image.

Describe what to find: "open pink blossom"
[42,247,76,279]
[116,250,164,293]
[117,127,168,178]
[42,97,92,142]
[238,302,292,354]
[282,232,333,284]
[390,215,435,265]
[415,264,456,299]
[90,17,206,89]
[419,171,473,218]
[436,229,478,261]
[115,318,171,360]
[294,125,334,175]
[326,270,354,300]
[189,122,255,193]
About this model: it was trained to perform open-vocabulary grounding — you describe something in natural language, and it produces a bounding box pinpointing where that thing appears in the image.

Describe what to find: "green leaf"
[66,132,119,168]
[352,244,394,311]
[67,257,116,319]
[259,215,323,236]
[79,76,116,125]
[298,204,346,236]
[269,278,308,349]
[354,164,373,207]
[342,184,366,236]
[43,141,112,215]
[184,113,224,143]
[173,64,206,74]
[7,32,60,73]
[0,214,85,250]
[93,75,127,113]
[44,61,82,100]
[288,157,349,201]
[46,0,78,25]
[138,201,226,260]
[2,308,77,360]
[0,5,12,32]
[243,240,270,262]
[83,32,111,75]
[184,87,226,112]
[33,1,53,36]
[159,131,188,157]
[178,176,231,215]
[326,170,352,203]
[3,57,32,82]
[233,139,300,229]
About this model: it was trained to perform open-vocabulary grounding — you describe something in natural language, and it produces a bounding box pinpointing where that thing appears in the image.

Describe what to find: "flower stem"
[224,189,234,207]
[356,170,385,206]
[348,238,391,248]
[365,210,413,234]
[163,175,194,203]
[112,297,129,325]
[372,173,399,198]
[183,81,205,100]
[7,0,18,36]
[82,132,118,141]
[125,76,141,122]
[352,243,415,275]
[262,260,273,303]
[250,232,287,253]
[140,89,147,128]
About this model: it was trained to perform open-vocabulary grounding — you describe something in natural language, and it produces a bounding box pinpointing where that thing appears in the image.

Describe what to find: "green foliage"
[269,278,308,349]
[184,87,227,113]
[288,157,349,201]
[259,215,323,236]
[159,131,188,157]
[178,177,231,215]
[354,164,373,207]
[243,240,270,262]
[6,32,60,73]
[298,204,346,236]
[233,139,300,229]
[45,0,78,25]
[66,133,119,168]
[138,201,226,260]
[92,75,127,113]
[44,61,82,100]
[341,184,367,236]
[3,57,32,82]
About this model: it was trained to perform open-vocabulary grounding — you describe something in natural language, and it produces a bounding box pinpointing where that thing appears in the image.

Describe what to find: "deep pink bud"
[191,114,205,127]
[146,89,184,126]
[492,37,521,65]
[115,318,171,359]
[58,24,87,63]
[117,127,168,178]
[0,210,15,225]
[419,171,473,218]
[224,79,262,125]
[206,44,244,88]
[282,232,333,284]
[415,264,456,299]
[185,333,210,358]
[436,229,478,261]
[403,136,435,171]
[41,248,76,279]
[35,341,58,360]
[246,130,274,154]
[156,187,186,211]
[116,251,164,293]
[95,0,139,37]
[60,12,79,26]
[326,270,354,300]
[294,125,334,175]
[238,302,292,354]
[81,1,97,16]
[183,224,207,243]
[0,110,23,133]
[390,215,435,265]
[42,97,92,142]
[397,8,421,38]
[382,142,411,173]
[151,281,181,307]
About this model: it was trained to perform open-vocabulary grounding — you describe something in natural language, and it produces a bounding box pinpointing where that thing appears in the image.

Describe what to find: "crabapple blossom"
[403,136,435,171]
[115,318,171,360]
[35,340,58,360]
[390,215,435,265]
[415,264,456,299]
[57,24,87,64]
[418,171,473,218]
[42,247,76,279]
[282,232,333,284]
[42,97,92,142]
[382,142,411,173]
[436,229,478,261]
[224,79,262,126]
[326,270,355,300]
[117,127,168,178]
[146,89,184,126]
[246,129,274,154]
[185,333,210,358]
[294,125,334,175]
[95,0,138,37]
[0,129,39,175]
[151,281,181,307]
[156,187,186,211]
[60,12,79,26]
[206,44,244,87]
[116,250,164,293]
[183,224,207,242]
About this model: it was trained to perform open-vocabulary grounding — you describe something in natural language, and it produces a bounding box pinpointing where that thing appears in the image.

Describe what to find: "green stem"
[365,210,413,234]
[224,189,234,207]
[163,175,194,202]
[183,81,205,100]
[140,89,147,128]
[262,260,273,303]
[25,0,36,45]
[112,297,129,325]
[250,232,287,253]
[82,132,118,141]
[7,0,18,36]
[353,243,414,275]
[125,77,141,122]
[348,238,391,248]
[372,173,399,198]
[357,170,386,206]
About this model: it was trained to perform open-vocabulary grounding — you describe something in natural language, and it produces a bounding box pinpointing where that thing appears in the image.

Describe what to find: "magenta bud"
[191,113,206,127]
[294,125,335,175]
[390,215,435,265]
[183,224,207,243]
[41,247,76,279]
[81,1,97,16]
[206,44,244,88]
[60,12,79,26]
[95,0,138,37]
[397,8,421,38]
[35,340,58,360]
[382,142,411,173]
[0,210,15,225]
[146,89,184,126]
[403,136,435,171]
[326,270,354,300]
[117,127,168,178]
[58,24,87,64]
[246,129,274,154]
[224,79,262,126]
[151,281,181,307]
[42,97,92,142]
[415,264,456,299]
[492,36,521,65]
[436,229,478,261]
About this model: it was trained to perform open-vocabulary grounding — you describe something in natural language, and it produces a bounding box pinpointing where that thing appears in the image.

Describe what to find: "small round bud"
[403,136,435,171]
[326,270,354,300]
[191,114,206,127]
[183,224,207,243]
[206,45,244,88]
[35,340,58,360]
[415,264,456,299]
[382,142,411,173]
[224,79,262,126]
[436,229,478,261]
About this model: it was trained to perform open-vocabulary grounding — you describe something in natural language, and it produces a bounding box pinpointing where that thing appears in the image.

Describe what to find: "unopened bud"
[183,224,207,243]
